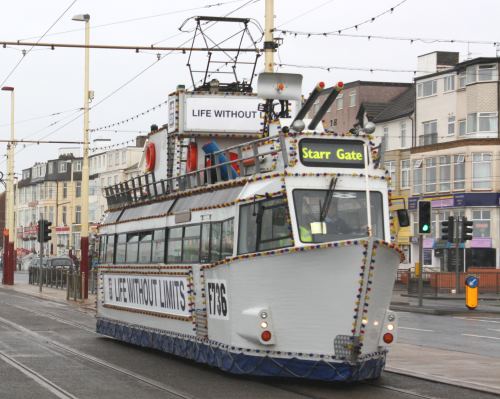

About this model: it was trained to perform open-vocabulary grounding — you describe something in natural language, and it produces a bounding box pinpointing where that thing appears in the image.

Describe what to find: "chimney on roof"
[135,135,147,148]
[417,51,459,77]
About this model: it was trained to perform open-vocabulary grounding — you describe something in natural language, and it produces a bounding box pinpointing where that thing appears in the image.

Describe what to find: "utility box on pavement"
[465,275,479,310]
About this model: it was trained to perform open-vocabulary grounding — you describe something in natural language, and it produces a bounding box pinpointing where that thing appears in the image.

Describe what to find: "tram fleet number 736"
[207,280,229,319]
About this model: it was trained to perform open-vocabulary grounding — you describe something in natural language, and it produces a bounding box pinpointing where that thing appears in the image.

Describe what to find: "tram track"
[0,314,197,399]
[0,297,495,399]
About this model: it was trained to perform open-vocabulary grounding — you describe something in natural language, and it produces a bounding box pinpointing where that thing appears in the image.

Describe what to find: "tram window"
[293,190,384,243]
[167,227,183,263]
[210,222,222,261]
[258,201,293,251]
[138,231,153,263]
[238,197,292,254]
[221,219,234,258]
[183,225,201,262]
[152,229,166,263]
[126,233,139,263]
[115,234,126,263]
[200,224,211,263]
[105,235,114,263]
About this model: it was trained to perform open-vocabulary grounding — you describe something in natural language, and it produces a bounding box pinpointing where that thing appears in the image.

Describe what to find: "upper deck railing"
[103,132,289,209]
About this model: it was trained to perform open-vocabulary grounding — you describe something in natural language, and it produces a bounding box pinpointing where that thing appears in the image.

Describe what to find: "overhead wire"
[275,62,432,74]
[0,0,78,88]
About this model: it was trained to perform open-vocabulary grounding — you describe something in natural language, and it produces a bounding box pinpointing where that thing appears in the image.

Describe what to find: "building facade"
[377,52,500,269]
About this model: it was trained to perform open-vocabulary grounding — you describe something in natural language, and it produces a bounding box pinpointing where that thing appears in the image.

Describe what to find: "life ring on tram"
[145,142,156,172]
[186,142,198,173]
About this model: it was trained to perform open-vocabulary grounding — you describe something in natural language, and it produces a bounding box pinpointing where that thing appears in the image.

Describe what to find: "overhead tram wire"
[275,62,433,74]
[88,0,261,134]
[4,0,261,163]
[0,107,81,128]
[0,0,78,88]
[17,0,249,42]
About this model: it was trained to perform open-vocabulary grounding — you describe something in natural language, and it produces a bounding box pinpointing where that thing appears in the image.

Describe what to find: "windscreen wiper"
[320,177,337,222]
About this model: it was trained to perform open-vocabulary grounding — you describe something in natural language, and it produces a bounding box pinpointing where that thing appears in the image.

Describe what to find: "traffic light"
[418,201,431,234]
[461,217,473,241]
[441,216,455,243]
[37,219,52,243]
[43,220,52,242]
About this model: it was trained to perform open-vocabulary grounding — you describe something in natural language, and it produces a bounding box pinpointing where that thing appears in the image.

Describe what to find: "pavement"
[2,274,500,396]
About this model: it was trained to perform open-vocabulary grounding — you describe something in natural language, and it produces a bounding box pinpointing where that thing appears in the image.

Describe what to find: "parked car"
[46,256,77,271]
[29,256,48,268]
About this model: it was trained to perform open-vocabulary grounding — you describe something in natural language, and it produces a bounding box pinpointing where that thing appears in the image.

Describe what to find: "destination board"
[299,139,366,168]
[102,274,190,318]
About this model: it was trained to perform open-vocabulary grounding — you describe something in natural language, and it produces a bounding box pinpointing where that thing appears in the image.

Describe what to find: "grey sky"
[0,0,498,178]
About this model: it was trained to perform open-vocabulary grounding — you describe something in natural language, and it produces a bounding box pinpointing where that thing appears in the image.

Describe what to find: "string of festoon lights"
[274,0,409,36]
[89,99,168,133]
[90,138,139,153]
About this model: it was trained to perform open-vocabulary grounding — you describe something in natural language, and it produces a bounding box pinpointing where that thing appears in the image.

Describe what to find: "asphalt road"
[397,311,500,358]
[0,287,498,399]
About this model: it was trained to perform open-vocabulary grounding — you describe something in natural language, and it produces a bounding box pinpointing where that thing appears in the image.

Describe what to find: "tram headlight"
[260,321,268,329]
[373,320,379,326]
[260,311,268,319]
[387,324,394,331]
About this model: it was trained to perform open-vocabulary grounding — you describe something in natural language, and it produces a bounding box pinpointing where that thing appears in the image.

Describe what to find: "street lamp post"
[2,86,15,285]
[72,14,90,298]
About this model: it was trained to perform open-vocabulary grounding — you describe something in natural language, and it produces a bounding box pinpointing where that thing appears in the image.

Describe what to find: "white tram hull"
[97,237,400,381]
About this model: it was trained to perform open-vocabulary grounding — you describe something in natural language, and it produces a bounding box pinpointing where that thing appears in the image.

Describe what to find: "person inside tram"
[324,201,352,236]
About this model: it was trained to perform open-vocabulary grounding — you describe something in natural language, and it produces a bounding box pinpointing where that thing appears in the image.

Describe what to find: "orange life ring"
[145,142,156,172]
[186,142,198,173]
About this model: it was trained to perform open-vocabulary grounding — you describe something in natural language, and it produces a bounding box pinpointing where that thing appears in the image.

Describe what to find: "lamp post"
[2,86,15,285]
[72,13,90,298]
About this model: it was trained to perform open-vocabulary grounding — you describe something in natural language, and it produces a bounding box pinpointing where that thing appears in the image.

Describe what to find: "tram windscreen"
[293,190,384,243]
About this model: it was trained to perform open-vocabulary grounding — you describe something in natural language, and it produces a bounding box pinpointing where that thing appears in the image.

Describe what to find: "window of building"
[466,65,477,84]
[400,159,410,189]
[467,112,498,133]
[122,151,127,164]
[63,182,68,198]
[472,152,492,189]
[74,161,82,172]
[444,75,455,92]
[48,162,53,174]
[423,120,437,135]
[425,158,437,192]
[439,155,451,192]
[472,209,491,237]
[448,116,455,135]
[458,119,466,136]
[114,152,120,166]
[417,80,437,97]
[336,93,344,110]
[458,71,466,88]
[107,154,112,167]
[62,206,67,225]
[453,154,465,190]
[349,91,356,107]
[384,161,396,188]
[400,121,407,148]
[478,64,497,82]
[75,206,81,224]
[59,162,67,173]
[413,159,423,194]
[76,181,81,197]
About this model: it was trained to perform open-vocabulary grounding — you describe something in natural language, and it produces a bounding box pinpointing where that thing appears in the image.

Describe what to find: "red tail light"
[261,331,272,342]
[383,333,394,344]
